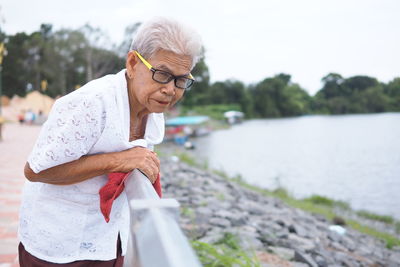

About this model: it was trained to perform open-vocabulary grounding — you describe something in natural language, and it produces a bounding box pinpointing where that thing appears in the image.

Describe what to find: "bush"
[303,195,350,209]
[182,104,241,120]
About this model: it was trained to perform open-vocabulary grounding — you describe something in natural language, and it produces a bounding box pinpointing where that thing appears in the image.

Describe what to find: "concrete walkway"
[0,123,41,267]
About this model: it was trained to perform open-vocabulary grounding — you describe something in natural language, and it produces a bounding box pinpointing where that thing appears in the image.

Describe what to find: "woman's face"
[126,49,192,114]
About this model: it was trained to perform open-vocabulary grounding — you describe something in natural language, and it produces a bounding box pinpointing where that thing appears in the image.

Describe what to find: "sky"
[1,0,399,95]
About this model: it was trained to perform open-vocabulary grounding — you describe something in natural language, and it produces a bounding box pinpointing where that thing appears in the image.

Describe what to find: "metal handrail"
[123,170,202,267]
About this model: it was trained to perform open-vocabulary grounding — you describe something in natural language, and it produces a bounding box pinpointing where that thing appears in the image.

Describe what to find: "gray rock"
[327,230,343,243]
[392,246,400,252]
[188,186,204,195]
[214,209,233,218]
[356,244,373,257]
[209,217,231,228]
[275,230,289,239]
[340,236,356,251]
[197,228,224,244]
[333,251,358,267]
[238,234,265,250]
[294,250,318,267]
[329,241,347,252]
[389,251,400,264]
[181,223,210,239]
[314,255,328,267]
[371,248,385,260]
[160,157,399,266]
[258,228,279,246]
[195,206,213,215]
[229,213,248,227]
[291,262,311,267]
[288,224,310,238]
[275,218,287,227]
[288,234,316,251]
[268,246,295,260]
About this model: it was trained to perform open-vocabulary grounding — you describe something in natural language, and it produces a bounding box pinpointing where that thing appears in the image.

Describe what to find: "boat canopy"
[165,116,209,126]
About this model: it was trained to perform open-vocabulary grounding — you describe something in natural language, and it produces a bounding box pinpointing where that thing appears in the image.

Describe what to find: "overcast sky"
[1,0,399,95]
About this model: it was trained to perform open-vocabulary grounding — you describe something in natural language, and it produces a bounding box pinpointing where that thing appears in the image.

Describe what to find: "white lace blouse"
[18,69,165,263]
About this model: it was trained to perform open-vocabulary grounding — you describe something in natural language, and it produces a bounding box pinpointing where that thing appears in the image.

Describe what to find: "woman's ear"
[126,51,139,78]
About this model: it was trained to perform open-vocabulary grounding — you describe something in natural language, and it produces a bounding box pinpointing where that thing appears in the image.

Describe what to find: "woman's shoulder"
[55,71,124,108]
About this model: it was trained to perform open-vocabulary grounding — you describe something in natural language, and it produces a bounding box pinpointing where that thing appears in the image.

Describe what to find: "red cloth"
[99,172,162,223]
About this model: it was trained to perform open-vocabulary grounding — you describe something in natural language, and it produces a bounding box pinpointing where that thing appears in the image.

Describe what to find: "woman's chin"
[148,101,171,113]
[148,105,168,114]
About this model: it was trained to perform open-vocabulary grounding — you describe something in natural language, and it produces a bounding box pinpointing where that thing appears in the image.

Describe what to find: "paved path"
[0,123,41,267]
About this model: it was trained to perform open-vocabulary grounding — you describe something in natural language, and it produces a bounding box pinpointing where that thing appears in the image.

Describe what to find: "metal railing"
[123,170,202,267]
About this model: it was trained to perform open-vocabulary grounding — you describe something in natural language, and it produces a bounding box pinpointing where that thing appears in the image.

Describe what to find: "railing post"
[123,170,202,267]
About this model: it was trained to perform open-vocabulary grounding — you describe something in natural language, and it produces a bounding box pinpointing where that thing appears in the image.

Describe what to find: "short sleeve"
[27,94,106,174]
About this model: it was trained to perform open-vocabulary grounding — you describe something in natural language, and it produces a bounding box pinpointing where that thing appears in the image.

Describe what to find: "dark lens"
[176,78,194,89]
[153,70,172,83]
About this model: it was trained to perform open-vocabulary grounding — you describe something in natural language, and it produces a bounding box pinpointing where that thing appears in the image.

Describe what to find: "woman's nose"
[161,81,176,96]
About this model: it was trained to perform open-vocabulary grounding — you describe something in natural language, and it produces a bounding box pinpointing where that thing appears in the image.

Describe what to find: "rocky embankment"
[160,158,400,267]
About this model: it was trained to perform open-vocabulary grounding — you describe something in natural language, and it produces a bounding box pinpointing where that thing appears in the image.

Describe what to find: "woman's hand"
[113,147,160,183]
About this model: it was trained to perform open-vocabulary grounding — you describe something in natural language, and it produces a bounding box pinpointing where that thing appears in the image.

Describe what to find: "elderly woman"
[19,17,202,266]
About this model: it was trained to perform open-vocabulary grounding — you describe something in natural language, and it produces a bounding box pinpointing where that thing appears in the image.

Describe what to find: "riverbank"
[159,150,400,266]
[171,114,400,222]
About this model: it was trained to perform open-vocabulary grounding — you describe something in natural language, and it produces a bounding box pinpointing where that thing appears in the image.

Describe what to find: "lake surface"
[193,113,400,219]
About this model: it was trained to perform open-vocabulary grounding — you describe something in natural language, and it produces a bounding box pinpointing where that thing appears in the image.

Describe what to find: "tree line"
[1,24,399,118]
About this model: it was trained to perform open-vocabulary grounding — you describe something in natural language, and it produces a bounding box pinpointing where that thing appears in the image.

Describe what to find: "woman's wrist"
[105,151,131,173]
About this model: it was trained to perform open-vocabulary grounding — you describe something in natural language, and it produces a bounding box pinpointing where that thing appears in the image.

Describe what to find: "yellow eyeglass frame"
[134,50,194,80]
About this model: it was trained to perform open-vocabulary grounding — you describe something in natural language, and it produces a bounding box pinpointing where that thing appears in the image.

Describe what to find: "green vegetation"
[181,206,195,220]
[356,210,394,224]
[1,24,127,97]
[396,222,400,234]
[346,220,400,249]
[181,104,242,120]
[192,233,261,267]
[176,151,198,167]
[182,62,400,118]
[303,195,350,210]
[2,24,398,117]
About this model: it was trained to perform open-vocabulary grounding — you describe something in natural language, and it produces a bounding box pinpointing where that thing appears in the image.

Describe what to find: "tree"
[250,74,310,118]
[319,73,345,98]
[251,77,284,117]
[342,75,378,92]
[118,23,141,57]
[2,32,31,97]
[181,54,210,106]
[385,78,400,111]
[79,24,123,82]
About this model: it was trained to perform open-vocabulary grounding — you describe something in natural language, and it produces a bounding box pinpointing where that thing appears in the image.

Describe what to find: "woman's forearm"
[24,152,120,185]
[24,146,160,185]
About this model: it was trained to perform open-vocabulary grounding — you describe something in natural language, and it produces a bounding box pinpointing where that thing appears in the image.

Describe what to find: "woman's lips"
[156,100,169,105]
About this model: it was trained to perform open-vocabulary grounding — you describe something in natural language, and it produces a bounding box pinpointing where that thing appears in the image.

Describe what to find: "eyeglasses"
[134,51,195,90]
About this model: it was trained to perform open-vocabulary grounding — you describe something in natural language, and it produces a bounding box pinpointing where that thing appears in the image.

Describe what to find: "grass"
[181,206,195,219]
[214,168,400,249]
[191,233,261,267]
[175,152,400,249]
[176,152,198,166]
[356,210,394,224]
[346,219,400,249]
[303,195,350,210]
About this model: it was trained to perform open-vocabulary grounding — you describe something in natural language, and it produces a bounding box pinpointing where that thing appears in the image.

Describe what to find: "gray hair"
[129,17,203,70]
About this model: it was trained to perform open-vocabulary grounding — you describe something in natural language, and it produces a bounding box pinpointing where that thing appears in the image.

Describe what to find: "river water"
[193,113,400,219]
